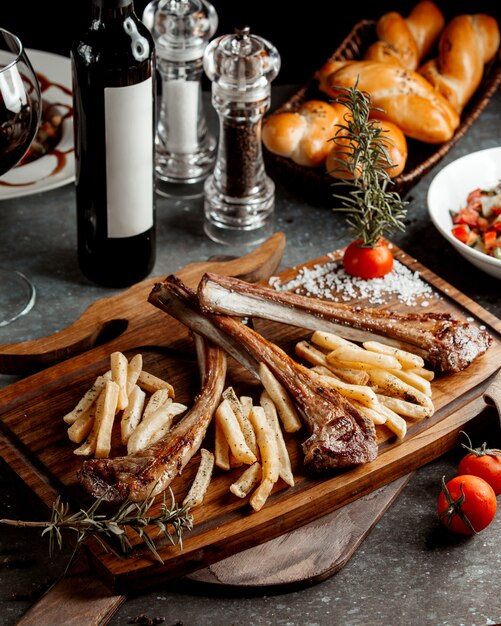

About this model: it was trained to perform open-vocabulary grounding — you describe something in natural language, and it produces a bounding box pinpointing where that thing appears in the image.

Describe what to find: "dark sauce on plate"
[0,71,74,187]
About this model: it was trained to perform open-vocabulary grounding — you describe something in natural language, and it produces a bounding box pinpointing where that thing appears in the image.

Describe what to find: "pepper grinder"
[142,0,218,198]
[203,26,281,245]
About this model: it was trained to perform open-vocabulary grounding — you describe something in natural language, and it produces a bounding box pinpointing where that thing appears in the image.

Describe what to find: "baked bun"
[317,60,460,144]
[326,119,408,180]
[418,13,500,113]
[262,100,345,167]
[364,0,445,70]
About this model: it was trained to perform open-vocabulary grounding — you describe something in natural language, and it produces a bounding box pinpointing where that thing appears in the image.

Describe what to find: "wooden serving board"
[0,233,500,596]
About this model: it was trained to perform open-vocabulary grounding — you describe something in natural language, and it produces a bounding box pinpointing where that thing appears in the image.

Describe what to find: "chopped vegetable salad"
[451,183,501,260]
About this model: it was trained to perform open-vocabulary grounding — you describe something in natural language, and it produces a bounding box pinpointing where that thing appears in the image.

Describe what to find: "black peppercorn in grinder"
[202,26,281,245]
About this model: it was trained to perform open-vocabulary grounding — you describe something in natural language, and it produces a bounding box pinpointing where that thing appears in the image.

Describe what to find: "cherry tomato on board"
[437,475,497,535]
[458,441,501,496]
[342,239,394,279]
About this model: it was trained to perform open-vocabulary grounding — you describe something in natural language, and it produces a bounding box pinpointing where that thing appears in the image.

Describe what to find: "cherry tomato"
[437,475,496,535]
[458,442,501,495]
[342,239,394,279]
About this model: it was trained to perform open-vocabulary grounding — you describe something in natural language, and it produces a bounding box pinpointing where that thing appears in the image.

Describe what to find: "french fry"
[137,370,175,398]
[367,367,434,412]
[223,387,258,457]
[230,462,262,498]
[73,427,99,456]
[127,401,187,454]
[362,340,425,369]
[296,341,369,385]
[120,384,146,444]
[63,374,108,425]
[310,363,369,386]
[376,394,433,419]
[142,388,171,420]
[374,403,408,439]
[248,406,280,483]
[260,391,294,486]
[249,478,275,512]
[67,404,97,443]
[258,363,302,433]
[350,400,387,426]
[229,453,244,468]
[215,399,257,465]
[182,448,215,509]
[295,340,329,367]
[214,419,231,470]
[126,353,143,396]
[406,366,435,382]
[327,345,402,370]
[310,330,355,351]
[94,379,120,458]
[388,368,432,397]
[311,370,379,408]
[239,396,253,419]
[111,351,129,411]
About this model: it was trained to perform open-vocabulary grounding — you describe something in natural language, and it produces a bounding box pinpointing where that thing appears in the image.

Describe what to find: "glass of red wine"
[0,28,41,327]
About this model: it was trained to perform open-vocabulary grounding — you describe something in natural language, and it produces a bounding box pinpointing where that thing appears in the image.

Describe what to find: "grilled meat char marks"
[149,275,378,472]
[78,337,227,504]
[197,272,492,374]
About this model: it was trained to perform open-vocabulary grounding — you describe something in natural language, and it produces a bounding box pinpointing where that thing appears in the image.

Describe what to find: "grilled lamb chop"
[78,335,227,503]
[196,272,492,374]
[148,276,378,472]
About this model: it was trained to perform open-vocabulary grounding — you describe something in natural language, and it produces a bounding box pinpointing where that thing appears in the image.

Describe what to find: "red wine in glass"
[0,96,39,174]
[0,28,41,327]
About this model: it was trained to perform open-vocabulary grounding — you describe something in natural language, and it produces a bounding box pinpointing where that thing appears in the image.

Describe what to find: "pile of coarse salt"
[269,257,437,307]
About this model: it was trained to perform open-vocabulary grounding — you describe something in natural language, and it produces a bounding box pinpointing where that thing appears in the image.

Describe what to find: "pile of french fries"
[63,351,185,458]
[295,330,435,440]
[63,331,435,515]
[62,350,297,513]
[211,376,297,512]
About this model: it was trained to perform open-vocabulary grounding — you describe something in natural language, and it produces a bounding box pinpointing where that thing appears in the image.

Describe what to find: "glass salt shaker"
[142,0,218,197]
[203,26,281,245]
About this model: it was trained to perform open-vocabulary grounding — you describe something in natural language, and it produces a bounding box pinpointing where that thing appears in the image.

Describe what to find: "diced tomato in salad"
[450,184,501,260]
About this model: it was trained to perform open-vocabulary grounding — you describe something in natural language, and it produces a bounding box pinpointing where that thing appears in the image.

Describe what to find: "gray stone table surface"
[0,85,500,626]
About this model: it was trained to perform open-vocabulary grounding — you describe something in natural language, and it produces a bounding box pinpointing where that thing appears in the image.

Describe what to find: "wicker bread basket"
[263,19,501,205]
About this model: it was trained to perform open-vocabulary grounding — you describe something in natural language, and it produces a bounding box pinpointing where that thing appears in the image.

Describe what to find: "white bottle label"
[164,80,199,154]
[104,77,153,238]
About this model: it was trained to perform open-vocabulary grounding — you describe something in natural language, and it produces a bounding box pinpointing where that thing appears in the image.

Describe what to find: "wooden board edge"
[390,245,501,333]
[183,473,413,589]
[87,396,492,594]
[16,555,126,626]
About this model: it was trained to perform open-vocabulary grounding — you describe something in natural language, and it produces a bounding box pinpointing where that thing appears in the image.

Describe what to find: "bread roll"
[326,119,408,180]
[262,100,346,167]
[364,1,445,70]
[316,60,460,143]
[418,14,500,113]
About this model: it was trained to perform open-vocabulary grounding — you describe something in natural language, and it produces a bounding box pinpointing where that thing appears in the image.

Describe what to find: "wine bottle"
[71,0,156,287]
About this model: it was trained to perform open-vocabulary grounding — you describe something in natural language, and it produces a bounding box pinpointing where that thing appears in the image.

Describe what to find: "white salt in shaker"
[142,0,218,197]
[203,26,280,245]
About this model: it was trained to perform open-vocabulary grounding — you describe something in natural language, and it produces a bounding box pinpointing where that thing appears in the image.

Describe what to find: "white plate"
[427,147,501,280]
[0,49,75,200]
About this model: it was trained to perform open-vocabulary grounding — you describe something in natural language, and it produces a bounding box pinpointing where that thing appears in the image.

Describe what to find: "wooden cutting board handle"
[0,232,286,375]
[484,367,501,425]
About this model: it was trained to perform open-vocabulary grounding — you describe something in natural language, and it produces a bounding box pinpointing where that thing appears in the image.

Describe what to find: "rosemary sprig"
[0,488,193,573]
[330,83,408,247]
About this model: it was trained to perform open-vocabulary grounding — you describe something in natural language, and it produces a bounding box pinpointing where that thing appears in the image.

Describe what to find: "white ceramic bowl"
[427,147,501,280]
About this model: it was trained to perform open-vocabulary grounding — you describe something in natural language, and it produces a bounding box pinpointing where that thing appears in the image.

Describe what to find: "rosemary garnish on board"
[329,83,408,247]
[0,488,193,572]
